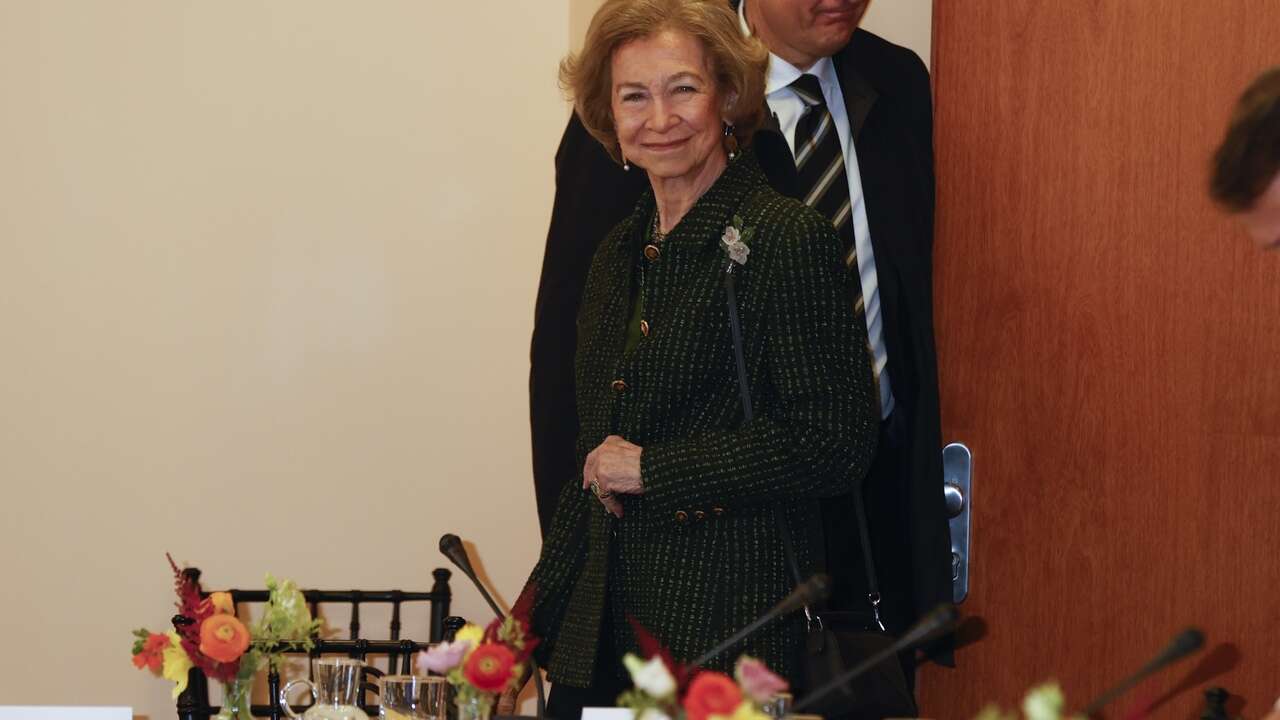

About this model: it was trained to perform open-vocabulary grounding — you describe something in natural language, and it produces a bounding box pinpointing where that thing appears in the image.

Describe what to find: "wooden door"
[917,3,1280,718]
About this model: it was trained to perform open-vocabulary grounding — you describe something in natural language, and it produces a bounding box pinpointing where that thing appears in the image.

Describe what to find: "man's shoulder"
[838,28,930,95]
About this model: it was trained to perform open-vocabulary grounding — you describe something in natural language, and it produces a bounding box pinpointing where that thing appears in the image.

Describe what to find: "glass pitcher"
[280,657,371,720]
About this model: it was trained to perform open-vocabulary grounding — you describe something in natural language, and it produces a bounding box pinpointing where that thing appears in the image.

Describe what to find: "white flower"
[1021,682,1066,720]
[623,653,677,699]
[721,224,750,265]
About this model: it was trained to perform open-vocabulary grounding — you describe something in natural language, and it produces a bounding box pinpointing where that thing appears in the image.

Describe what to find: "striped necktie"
[791,73,859,275]
[790,73,880,396]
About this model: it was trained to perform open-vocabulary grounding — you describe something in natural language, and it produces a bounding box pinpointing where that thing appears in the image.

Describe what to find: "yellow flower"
[162,631,194,698]
[710,701,769,720]
[208,591,235,615]
[455,624,485,657]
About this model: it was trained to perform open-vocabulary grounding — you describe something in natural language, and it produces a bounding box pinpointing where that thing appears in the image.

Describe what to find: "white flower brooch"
[721,215,754,268]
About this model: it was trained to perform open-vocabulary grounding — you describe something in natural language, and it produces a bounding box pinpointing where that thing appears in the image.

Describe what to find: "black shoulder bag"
[724,266,916,720]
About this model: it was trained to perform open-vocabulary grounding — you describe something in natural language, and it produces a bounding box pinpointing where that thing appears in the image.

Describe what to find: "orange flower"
[132,632,170,673]
[199,614,250,664]
[463,642,516,693]
[683,672,742,720]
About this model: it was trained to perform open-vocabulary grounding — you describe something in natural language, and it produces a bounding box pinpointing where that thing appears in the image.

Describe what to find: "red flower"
[683,672,742,720]
[166,555,238,681]
[463,642,517,693]
[132,632,170,673]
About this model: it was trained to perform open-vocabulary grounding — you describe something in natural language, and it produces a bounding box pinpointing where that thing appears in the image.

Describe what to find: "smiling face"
[611,29,728,184]
[746,0,870,69]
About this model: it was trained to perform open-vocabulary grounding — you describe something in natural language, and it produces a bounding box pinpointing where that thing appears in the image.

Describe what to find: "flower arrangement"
[415,610,539,720]
[131,555,322,720]
[617,623,788,720]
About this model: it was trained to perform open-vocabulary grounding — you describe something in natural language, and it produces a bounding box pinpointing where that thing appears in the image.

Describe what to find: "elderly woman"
[519,0,878,716]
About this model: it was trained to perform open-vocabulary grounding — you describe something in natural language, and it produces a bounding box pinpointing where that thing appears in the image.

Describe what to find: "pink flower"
[416,639,472,674]
[733,656,788,705]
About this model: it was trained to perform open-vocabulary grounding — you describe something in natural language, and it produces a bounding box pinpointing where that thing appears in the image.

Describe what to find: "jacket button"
[712,507,725,516]
[611,379,628,392]
[639,319,650,337]
[674,510,688,523]
[694,510,706,521]
[643,244,661,261]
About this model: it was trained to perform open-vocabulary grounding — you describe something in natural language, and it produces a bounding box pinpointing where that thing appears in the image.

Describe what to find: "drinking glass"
[762,693,793,719]
[380,675,449,720]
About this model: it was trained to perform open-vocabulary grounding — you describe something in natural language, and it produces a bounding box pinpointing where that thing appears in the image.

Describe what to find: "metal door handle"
[943,442,972,603]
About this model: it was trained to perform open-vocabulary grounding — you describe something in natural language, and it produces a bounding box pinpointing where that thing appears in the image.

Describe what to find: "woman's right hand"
[583,434,644,518]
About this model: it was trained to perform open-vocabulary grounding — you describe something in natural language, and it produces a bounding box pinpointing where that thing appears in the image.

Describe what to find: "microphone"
[792,603,959,713]
[439,534,506,620]
[1081,628,1205,718]
[689,574,832,668]
[438,534,546,720]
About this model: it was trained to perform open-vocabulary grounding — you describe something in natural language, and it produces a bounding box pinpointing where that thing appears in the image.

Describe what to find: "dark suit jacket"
[529,28,951,644]
[525,151,879,687]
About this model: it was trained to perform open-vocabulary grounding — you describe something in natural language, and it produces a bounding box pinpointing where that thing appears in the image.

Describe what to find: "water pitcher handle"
[280,678,318,719]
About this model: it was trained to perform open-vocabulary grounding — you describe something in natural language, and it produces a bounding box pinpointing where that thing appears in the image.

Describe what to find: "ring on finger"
[589,479,613,499]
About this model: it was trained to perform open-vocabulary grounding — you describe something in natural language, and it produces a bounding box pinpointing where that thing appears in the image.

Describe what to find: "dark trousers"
[821,409,918,693]
[545,615,629,720]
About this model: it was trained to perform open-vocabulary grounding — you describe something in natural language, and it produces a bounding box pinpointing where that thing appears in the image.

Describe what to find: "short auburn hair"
[560,0,768,164]
[1210,66,1280,212]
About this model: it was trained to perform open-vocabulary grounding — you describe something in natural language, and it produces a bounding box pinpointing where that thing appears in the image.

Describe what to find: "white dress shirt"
[739,2,894,419]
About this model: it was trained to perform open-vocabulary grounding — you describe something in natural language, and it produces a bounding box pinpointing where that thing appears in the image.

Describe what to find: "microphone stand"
[689,574,831,669]
[1080,628,1204,718]
[440,535,547,720]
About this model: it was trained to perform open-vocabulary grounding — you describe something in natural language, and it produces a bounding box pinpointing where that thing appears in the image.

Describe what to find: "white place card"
[581,708,634,720]
[0,709,132,720]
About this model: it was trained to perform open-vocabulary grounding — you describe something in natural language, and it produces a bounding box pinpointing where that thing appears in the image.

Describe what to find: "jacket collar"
[620,149,767,253]
[831,36,879,140]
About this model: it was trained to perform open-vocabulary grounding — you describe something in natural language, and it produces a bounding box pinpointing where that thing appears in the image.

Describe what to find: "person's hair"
[560,0,768,164]
[1210,66,1280,212]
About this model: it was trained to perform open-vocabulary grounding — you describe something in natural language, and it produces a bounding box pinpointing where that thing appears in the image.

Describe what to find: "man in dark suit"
[529,0,951,676]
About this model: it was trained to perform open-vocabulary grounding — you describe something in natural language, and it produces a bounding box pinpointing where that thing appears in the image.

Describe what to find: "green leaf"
[131,628,152,655]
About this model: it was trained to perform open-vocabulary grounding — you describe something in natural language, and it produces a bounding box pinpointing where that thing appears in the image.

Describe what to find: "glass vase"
[216,678,253,720]
[455,693,494,720]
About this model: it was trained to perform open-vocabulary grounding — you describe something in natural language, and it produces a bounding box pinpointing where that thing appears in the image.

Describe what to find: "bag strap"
[723,265,886,632]
[851,475,886,631]
[725,267,819,631]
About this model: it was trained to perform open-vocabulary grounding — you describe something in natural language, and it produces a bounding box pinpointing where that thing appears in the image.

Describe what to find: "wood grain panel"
[919,2,1280,718]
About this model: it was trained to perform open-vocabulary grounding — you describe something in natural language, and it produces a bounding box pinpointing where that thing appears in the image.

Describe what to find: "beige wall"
[570,0,933,66]
[0,1,567,717]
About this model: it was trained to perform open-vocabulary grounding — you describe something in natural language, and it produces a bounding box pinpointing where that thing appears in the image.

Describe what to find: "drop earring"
[723,122,739,160]
[621,149,631,171]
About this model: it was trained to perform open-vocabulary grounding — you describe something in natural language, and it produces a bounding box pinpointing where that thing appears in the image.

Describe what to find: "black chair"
[175,567,458,720]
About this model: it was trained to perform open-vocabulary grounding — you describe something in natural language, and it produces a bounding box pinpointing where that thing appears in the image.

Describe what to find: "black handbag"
[724,267,916,720]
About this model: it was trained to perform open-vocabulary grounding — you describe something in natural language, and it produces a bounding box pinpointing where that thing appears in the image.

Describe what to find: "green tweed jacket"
[524,150,879,688]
